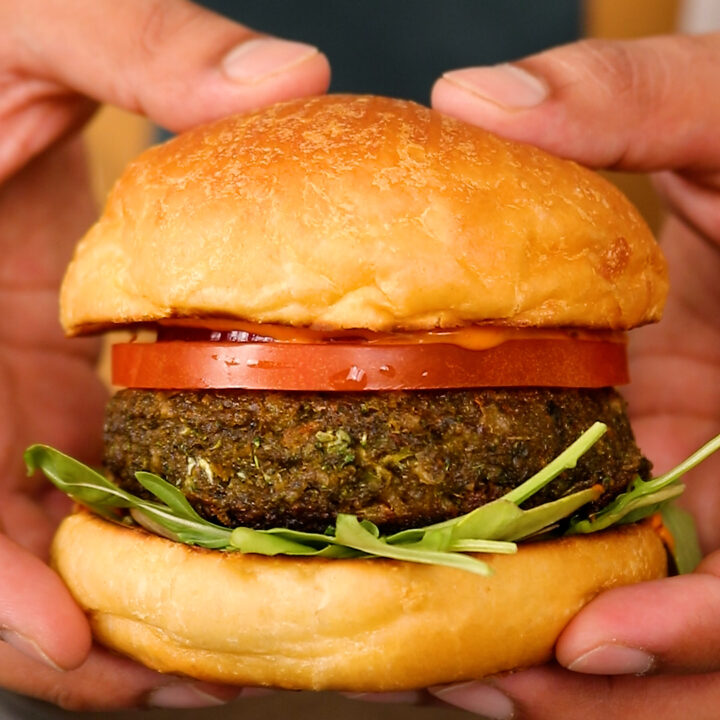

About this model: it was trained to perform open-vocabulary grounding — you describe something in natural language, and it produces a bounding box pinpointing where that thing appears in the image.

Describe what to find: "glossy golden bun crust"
[51,510,667,690]
[60,95,667,335]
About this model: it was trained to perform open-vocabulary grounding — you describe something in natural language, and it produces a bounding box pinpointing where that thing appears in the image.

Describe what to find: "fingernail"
[568,644,655,675]
[147,683,239,708]
[222,38,319,84]
[442,64,548,109]
[432,682,514,720]
[0,628,64,672]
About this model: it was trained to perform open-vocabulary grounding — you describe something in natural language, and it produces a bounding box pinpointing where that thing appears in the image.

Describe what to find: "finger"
[652,171,720,244]
[554,564,720,675]
[432,665,720,720]
[0,522,248,711]
[8,0,330,132]
[0,641,247,711]
[0,139,107,498]
[432,32,720,171]
[0,533,91,670]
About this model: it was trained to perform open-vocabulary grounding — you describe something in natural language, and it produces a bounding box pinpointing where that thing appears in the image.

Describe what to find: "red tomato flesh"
[112,337,628,391]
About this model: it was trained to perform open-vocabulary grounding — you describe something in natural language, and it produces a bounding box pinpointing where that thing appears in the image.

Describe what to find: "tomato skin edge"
[111,339,629,391]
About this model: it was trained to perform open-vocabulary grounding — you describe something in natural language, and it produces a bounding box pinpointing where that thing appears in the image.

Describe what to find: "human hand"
[428,32,720,719]
[0,0,328,710]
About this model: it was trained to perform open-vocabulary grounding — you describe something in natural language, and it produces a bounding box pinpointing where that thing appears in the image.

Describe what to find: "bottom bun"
[51,510,667,691]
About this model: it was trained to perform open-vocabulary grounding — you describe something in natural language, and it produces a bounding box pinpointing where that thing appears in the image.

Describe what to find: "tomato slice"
[112,338,628,391]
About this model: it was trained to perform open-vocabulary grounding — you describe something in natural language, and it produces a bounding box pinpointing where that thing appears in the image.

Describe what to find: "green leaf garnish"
[24,425,720,575]
[503,422,607,505]
[387,423,607,546]
[24,445,234,549]
[659,503,702,574]
[334,515,495,576]
[568,433,720,535]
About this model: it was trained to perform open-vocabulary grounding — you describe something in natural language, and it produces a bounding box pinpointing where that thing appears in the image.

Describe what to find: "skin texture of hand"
[426,32,720,720]
[0,0,328,710]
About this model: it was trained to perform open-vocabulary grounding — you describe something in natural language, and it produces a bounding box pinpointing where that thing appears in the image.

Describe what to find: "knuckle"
[136,0,206,61]
[47,684,86,712]
[113,0,209,117]
[570,39,643,101]
[48,684,113,713]
[541,38,684,167]
[569,37,685,111]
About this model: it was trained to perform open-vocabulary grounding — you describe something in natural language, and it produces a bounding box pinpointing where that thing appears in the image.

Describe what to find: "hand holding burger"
[3,1,720,713]
[430,32,720,720]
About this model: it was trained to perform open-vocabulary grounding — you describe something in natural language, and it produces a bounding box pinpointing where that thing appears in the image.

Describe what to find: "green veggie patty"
[104,387,650,533]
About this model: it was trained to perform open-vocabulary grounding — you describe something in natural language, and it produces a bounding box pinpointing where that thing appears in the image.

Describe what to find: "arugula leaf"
[334,515,495,575]
[24,444,134,518]
[17,426,612,574]
[653,433,720,486]
[660,503,702,574]
[388,423,608,546]
[135,471,208,523]
[24,445,234,549]
[568,481,685,534]
[22,445,498,574]
[502,422,607,505]
[568,433,720,536]
[230,525,360,557]
[23,426,720,576]
[230,527,330,556]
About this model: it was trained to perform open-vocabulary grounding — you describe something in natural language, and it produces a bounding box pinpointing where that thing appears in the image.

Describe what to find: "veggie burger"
[26,95,718,690]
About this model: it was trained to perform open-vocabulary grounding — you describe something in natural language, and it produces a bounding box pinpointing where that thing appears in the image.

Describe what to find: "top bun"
[61,95,667,335]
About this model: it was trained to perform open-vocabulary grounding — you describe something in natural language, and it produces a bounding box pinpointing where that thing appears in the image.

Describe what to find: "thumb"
[9,0,330,132]
[0,533,92,671]
[554,550,720,675]
[432,32,720,172]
